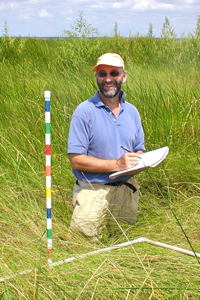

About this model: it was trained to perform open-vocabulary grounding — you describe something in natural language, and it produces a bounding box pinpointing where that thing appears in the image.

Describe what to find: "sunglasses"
[97,70,121,78]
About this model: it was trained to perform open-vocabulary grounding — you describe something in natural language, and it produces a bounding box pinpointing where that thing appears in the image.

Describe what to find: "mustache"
[102,80,116,83]
[102,80,117,85]
[100,80,118,88]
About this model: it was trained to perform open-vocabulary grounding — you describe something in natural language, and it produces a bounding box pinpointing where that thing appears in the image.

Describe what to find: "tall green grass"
[0,36,199,299]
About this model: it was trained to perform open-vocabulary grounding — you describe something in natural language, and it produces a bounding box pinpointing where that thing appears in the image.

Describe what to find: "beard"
[96,77,123,98]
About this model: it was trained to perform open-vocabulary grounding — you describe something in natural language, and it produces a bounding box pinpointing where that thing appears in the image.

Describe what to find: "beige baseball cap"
[92,53,125,71]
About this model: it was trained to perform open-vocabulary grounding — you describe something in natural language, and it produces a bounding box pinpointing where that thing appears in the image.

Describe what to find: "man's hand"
[116,152,140,171]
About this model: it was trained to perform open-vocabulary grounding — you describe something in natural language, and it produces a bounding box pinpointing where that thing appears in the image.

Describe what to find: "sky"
[0,0,199,38]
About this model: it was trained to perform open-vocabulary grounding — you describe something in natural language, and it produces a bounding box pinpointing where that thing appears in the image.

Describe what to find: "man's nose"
[104,73,112,80]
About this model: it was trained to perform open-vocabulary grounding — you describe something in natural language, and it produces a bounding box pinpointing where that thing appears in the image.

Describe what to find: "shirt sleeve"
[134,117,145,152]
[67,115,90,155]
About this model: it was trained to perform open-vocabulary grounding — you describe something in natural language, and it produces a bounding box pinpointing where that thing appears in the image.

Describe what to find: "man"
[67,53,145,239]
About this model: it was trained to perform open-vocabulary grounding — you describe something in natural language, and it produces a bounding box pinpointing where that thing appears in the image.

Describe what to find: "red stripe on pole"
[45,145,51,155]
[47,249,52,259]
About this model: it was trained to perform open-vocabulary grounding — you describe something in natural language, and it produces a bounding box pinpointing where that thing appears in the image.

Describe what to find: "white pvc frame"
[1,237,199,282]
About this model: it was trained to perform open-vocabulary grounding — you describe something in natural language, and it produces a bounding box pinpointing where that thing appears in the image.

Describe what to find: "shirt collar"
[92,91,126,107]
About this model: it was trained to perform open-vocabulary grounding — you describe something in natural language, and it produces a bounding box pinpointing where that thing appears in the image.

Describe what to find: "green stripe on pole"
[47,229,52,239]
[45,123,51,133]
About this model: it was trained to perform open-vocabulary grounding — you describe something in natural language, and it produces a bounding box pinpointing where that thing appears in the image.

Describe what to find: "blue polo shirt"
[67,91,145,183]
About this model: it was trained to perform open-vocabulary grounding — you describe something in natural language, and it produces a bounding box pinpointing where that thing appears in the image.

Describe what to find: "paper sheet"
[109,146,169,180]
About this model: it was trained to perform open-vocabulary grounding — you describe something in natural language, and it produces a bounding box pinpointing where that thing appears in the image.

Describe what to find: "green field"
[0,35,200,299]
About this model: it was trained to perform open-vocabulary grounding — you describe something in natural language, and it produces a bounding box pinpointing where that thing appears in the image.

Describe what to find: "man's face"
[95,65,126,98]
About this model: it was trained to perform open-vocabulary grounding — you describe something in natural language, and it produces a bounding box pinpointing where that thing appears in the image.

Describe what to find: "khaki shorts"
[70,177,140,237]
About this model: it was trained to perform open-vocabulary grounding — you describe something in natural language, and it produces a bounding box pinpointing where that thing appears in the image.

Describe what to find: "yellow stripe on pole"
[46,187,51,198]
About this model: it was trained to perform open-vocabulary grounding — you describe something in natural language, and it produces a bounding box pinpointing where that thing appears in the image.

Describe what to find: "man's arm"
[69,151,144,173]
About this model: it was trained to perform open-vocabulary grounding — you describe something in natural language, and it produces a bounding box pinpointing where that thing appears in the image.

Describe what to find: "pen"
[120,145,142,161]
[120,145,131,152]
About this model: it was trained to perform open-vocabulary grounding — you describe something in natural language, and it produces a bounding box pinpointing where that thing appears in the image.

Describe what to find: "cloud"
[0,0,199,37]
[130,0,175,11]
[38,8,53,18]
[0,2,19,11]
[19,13,29,20]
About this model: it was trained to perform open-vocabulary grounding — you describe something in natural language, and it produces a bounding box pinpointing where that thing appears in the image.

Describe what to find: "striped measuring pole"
[44,90,52,265]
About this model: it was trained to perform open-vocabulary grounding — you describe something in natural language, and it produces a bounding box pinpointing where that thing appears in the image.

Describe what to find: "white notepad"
[109,146,169,180]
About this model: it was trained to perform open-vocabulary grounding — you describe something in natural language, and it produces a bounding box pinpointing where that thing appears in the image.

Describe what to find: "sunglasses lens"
[97,70,120,77]
[110,70,120,77]
[98,71,107,77]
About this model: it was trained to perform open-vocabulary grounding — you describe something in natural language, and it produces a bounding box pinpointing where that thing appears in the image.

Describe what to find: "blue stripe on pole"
[47,208,51,218]
[45,101,50,112]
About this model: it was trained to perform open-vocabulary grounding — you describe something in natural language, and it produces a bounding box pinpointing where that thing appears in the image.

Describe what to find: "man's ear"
[122,71,127,83]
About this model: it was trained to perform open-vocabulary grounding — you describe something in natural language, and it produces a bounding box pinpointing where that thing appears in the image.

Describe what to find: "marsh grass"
[0,36,199,299]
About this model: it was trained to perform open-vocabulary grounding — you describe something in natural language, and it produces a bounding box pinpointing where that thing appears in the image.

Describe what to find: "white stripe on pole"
[45,112,51,123]
[46,197,51,208]
[45,134,51,145]
[46,155,51,166]
[46,176,51,187]
[47,218,52,229]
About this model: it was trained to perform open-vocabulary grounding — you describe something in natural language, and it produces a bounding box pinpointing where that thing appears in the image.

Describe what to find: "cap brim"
[92,63,124,72]
[92,65,98,71]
